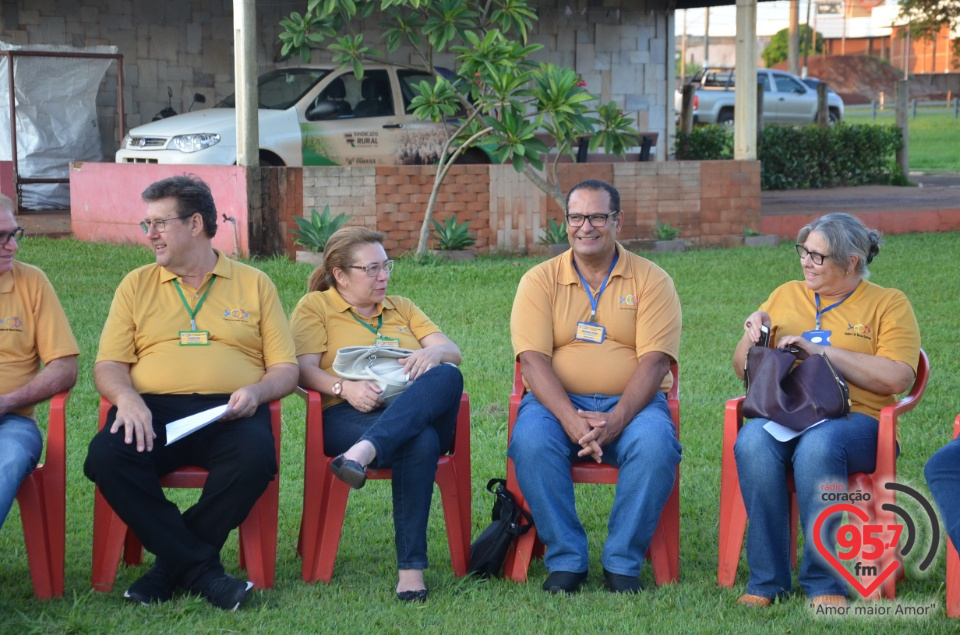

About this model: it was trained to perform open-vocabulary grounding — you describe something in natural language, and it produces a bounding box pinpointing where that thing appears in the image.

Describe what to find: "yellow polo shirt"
[289,288,440,408]
[0,261,80,418]
[96,250,296,395]
[759,279,921,419]
[511,243,682,395]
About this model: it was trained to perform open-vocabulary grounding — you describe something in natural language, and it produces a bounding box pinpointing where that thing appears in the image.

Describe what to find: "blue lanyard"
[573,251,619,320]
[815,288,856,330]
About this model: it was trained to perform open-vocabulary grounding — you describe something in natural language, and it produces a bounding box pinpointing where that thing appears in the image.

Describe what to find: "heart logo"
[812,503,900,598]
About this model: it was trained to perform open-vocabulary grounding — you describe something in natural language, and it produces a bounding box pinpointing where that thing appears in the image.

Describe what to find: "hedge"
[675,123,904,190]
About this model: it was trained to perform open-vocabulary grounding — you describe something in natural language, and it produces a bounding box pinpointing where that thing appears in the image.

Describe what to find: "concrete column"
[234,0,259,167]
[734,0,758,160]
[788,0,799,75]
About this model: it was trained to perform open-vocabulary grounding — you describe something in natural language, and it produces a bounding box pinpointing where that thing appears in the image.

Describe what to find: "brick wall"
[293,161,761,255]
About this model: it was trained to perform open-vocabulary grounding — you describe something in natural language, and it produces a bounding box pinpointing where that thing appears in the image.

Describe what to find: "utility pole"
[681,9,688,85]
[789,0,800,75]
[802,0,813,77]
[704,8,711,67]
[841,0,847,56]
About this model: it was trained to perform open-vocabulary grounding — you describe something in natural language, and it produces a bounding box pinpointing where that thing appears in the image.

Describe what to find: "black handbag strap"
[485,478,533,535]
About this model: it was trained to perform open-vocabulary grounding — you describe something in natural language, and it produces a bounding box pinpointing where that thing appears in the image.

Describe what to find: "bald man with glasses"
[508,179,682,595]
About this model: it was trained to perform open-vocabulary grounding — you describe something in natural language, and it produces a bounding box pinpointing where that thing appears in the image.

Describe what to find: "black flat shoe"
[396,588,428,603]
[602,568,643,594]
[330,455,367,489]
[542,570,588,594]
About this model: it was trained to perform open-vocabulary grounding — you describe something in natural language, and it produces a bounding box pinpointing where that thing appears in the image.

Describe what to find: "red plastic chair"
[91,397,282,592]
[502,362,681,585]
[14,391,70,599]
[717,349,929,600]
[945,415,960,618]
[296,388,472,583]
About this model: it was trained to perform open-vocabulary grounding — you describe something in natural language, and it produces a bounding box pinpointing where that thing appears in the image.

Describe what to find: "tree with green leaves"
[280,0,640,257]
[898,0,960,62]
[762,26,823,69]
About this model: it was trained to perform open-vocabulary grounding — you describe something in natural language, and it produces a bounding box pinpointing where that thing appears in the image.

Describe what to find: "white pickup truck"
[675,67,844,127]
[116,64,464,166]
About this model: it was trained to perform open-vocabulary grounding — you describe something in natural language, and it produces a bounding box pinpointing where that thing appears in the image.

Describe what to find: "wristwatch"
[332,379,343,397]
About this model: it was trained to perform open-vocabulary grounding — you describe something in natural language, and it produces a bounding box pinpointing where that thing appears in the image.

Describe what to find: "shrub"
[675,125,733,161]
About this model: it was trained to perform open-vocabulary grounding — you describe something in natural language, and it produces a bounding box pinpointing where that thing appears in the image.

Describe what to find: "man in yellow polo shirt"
[508,179,682,595]
[83,175,298,610]
[0,194,79,532]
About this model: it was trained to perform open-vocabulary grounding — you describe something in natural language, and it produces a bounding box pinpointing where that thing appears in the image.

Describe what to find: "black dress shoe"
[330,455,367,489]
[602,568,643,594]
[542,570,588,594]
[397,588,428,603]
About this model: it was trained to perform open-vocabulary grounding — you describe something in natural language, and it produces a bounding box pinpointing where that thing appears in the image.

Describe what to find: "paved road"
[762,172,960,217]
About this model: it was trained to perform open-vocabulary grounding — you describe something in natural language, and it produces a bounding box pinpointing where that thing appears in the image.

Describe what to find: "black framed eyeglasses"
[566,212,619,228]
[347,260,395,277]
[139,215,190,234]
[795,243,830,265]
[0,227,24,246]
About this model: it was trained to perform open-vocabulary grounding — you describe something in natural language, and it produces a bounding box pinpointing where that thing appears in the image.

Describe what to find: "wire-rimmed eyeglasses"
[139,215,190,234]
[347,260,395,277]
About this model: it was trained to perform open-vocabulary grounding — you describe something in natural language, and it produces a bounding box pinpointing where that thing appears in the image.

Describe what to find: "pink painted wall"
[69,163,249,255]
[0,161,15,210]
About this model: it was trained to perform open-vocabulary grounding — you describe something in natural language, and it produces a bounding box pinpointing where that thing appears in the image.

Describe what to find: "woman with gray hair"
[730,213,921,609]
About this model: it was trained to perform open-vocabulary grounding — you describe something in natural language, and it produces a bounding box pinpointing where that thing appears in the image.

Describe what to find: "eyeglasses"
[566,212,619,228]
[347,260,395,277]
[0,227,24,246]
[139,215,190,234]
[795,244,830,265]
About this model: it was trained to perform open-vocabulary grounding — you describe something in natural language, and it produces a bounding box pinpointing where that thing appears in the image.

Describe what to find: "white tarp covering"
[0,43,116,209]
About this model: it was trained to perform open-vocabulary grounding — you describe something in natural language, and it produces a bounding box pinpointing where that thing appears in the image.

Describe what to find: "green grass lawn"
[3,235,960,633]
[842,110,960,172]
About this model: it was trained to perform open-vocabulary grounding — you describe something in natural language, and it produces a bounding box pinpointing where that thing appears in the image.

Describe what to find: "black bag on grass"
[468,478,534,579]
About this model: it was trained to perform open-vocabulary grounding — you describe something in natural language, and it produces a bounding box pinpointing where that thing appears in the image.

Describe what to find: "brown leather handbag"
[743,347,851,431]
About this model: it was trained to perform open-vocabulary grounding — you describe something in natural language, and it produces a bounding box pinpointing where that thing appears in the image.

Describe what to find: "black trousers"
[83,394,277,590]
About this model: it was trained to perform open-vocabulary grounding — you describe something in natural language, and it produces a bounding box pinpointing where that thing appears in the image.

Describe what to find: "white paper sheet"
[165,405,229,445]
[763,418,828,442]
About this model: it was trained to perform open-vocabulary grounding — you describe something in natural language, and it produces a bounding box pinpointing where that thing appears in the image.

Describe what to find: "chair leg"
[948,538,960,618]
[92,488,133,592]
[309,473,353,584]
[436,460,470,577]
[300,458,331,581]
[17,475,56,599]
[717,465,747,587]
[649,473,680,586]
[503,460,535,582]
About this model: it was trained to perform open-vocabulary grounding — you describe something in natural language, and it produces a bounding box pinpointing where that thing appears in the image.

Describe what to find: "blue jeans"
[0,414,43,530]
[734,413,880,599]
[924,438,960,552]
[322,364,463,570]
[507,391,681,577]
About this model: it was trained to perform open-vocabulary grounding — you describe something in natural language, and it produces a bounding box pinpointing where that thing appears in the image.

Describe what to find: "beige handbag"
[332,345,414,405]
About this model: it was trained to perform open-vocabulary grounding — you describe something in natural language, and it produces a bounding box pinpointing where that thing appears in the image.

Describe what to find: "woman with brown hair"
[289,226,463,603]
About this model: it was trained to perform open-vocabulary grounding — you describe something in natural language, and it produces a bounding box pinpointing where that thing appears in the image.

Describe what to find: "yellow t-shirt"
[0,261,80,418]
[289,288,440,408]
[759,279,921,418]
[96,250,296,395]
[511,243,682,395]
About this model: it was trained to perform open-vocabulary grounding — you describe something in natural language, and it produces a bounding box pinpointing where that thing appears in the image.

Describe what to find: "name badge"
[375,336,401,347]
[802,329,832,346]
[179,330,211,346]
[575,321,606,344]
